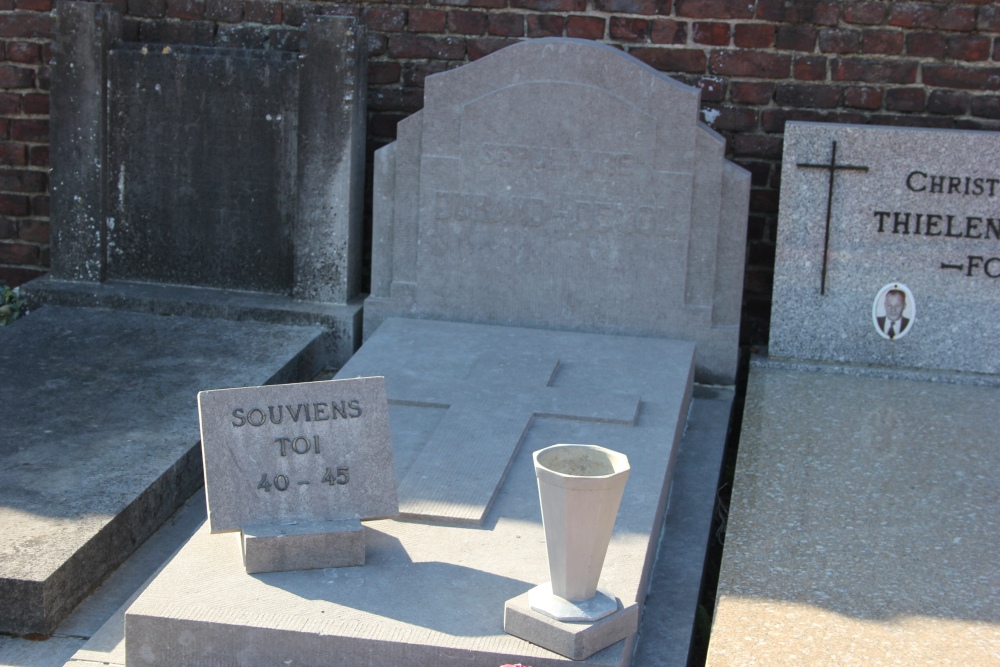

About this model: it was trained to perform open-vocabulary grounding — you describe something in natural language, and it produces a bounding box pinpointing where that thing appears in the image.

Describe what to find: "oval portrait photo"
[872,282,915,341]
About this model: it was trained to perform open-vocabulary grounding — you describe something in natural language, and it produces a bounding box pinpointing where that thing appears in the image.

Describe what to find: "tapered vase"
[530,443,630,622]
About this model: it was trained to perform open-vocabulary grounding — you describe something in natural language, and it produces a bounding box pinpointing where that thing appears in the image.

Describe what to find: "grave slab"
[770,122,1000,376]
[707,365,1000,665]
[0,306,326,635]
[124,319,702,667]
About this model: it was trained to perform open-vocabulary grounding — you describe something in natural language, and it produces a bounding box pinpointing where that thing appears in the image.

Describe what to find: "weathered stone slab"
[367,38,749,384]
[124,319,697,667]
[198,377,397,533]
[707,366,1000,665]
[770,121,1000,375]
[0,306,327,635]
[241,519,366,573]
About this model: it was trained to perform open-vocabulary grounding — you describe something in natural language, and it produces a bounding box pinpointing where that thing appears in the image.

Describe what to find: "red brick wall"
[2,0,999,344]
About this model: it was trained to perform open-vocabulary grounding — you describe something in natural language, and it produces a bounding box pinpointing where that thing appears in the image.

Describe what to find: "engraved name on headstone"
[770,121,1000,375]
[198,377,397,534]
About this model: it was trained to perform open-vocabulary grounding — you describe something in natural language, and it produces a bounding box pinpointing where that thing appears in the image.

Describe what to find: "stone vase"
[531,444,630,620]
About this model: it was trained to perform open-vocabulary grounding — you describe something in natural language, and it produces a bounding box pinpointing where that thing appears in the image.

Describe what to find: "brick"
[151,19,215,45]
[979,6,1000,32]
[922,64,1000,90]
[707,105,756,131]
[905,32,945,58]
[710,50,791,78]
[926,90,968,115]
[775,82,840,108]
[526,14,564,37]
[888,3,975,32]
[243,0,280,23]
[0,94,19,115]
[121,16,141,40]
[366,7,406,31]
[18,218,47,243]
[0,266,44,287]
[737,161,771,187]
[650,18,686,44]
[0,195,28,218]
[217,23,267,48]
[448,10,488,34]
[760,107,826,132]
[128,0,166,18]
[408,9,445,32]
[0,11,52,38]
[402,60,450,87]
[30,193,48,217]
[434,0,506,9]
[28,144,46,167]
[610,17,648,41]
[947,35,990,62]
[204,0,241,21]
[566,16,604,40]
[367,61,400,84]
[488,14,524,37]
[0,65,34,89]
[733,23,773,48]
[0,143,27,167]
[831,57,917,84]
[793,55,829,81]
[693,22,730,46]
[16,0,51,10]
[6,41,41,64]
[166,0,204,19]
[861,29,902,55]
[818,28,859,54]
[756,0,839,25]
[10,120,46,143]
[995,40,1000,63]
[730,81,774,104]
[843,85,882,110]
[870,114,953,129]
[775,24,817,51]
[842,1,886,25]
[0,218,15,239]
[467,37,518,60]
[676,0,751,20]
[971,95,1000,119]
[594,0,667,14]
[21,93,47,115]
[511,0,583,11]
[367,31,389,56]
[0,240,37,264]
[387,33,466,59]
[885,87,924,112]
[697,76,726,102]
[630,47,706,73]
[732,134,782,159]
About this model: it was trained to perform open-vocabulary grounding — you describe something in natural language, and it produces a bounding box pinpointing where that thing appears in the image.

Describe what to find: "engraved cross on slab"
[388,353,641,525]
[797,140,869,295]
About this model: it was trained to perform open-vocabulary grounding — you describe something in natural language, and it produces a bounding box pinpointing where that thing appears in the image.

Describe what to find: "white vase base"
[528,582,619,622]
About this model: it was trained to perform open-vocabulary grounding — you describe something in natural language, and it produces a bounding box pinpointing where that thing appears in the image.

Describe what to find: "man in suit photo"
[876,288,910,340]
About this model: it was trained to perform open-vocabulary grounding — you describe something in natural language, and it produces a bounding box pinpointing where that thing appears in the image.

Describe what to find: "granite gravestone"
[24,1,368,364]
[770,121,1000,378]
[708,122,1000,664]
[368,38,749,385]
[198,378,397,572]
[124,39,749,667]
[0,1,368,635]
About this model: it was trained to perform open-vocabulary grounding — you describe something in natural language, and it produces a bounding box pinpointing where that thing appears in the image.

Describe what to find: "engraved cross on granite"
[388,353,640,525]
[797,140,869,295]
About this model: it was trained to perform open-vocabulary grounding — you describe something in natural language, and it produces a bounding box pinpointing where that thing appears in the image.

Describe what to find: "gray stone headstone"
[30,3,367,364]
[367,38,750,384]
[770,122,1000,376]
[198,377,398,533]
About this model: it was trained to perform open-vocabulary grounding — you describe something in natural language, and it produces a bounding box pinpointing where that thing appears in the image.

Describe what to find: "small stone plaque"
[770,121,1000,375]
[198,377,397,533]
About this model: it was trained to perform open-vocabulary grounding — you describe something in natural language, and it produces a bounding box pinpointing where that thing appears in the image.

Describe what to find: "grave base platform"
[124,320,733,667]
[21,276,363,366]
[0,305,328,635]
[242,519,366,574]
[708,365,1000,665]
